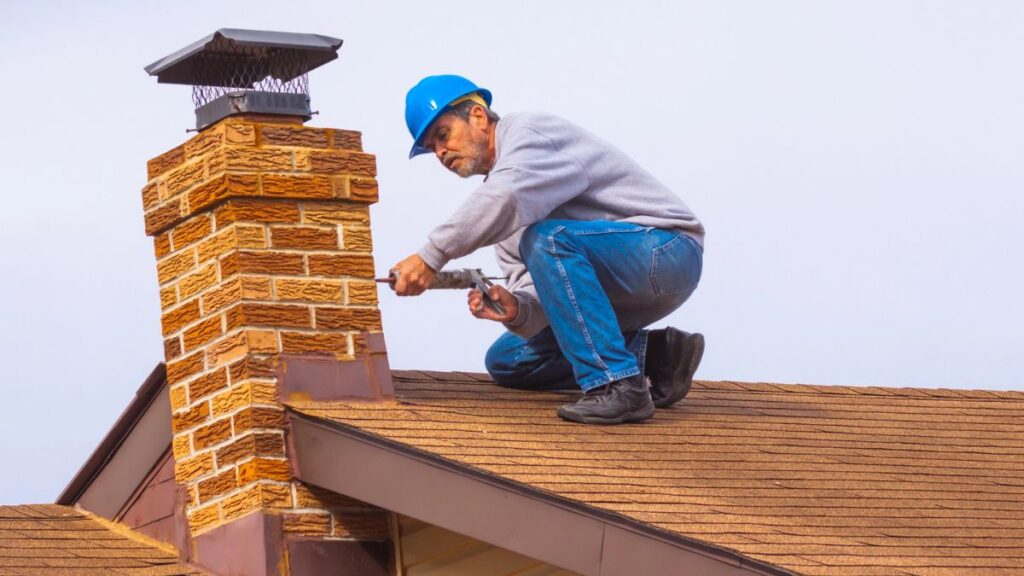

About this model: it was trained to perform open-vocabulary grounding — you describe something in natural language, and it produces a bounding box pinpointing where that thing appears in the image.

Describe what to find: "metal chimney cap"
[144,28,343,86]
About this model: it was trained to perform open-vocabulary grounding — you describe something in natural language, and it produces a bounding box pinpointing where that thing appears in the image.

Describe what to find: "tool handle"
[470,272,507,317]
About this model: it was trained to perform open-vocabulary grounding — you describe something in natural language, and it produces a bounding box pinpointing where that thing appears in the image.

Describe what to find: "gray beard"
[449,139,490,178]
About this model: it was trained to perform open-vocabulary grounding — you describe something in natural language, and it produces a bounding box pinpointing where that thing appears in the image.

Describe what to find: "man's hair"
[448,99,501,123]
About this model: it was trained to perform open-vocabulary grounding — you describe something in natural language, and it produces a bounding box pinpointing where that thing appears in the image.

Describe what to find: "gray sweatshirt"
[418,111,705,338]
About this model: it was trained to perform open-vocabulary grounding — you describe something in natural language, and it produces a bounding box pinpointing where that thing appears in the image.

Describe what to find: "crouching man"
[391,74,705,424]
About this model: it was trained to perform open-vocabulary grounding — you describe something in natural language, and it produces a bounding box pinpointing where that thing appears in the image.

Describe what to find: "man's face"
[422,106,493,178]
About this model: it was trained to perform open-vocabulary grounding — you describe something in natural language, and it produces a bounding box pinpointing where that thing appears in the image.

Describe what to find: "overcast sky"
[0,0,1021,505]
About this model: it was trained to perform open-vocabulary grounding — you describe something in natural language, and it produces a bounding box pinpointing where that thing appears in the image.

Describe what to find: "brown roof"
[291,370,1024,576]
[0,504,209,575]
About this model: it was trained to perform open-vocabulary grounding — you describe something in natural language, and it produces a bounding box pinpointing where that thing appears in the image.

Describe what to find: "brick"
[283,512,331,535]
[341,226,373,252]
[205,329,277,366]
[164,336,183,360]
[212,380,278,417]
[221,251,305,278]
[228,356,278,384]
[161,299,201,335]
[198,468,238,502]
[166,350,205,383]
[178,263,219,301]
[215,199,302,229]
[175,452,215,484]
[170,215,213,251]
[301,204,369,226]
[307,254,376,278]
[184,125,225,159]
[196,228,238,263]
[192,418,233,451]
[157,248,197,285]
[201,278,243,314]
[172,433,192,460]
[226,303,311,331]
[274,278,343,303]
[183,315,224,352]
[347,177,379,203]
[270,225,338,250]
[142,181,160,211]
[261,174,333,200]
[224,146,294,171]
[295,482,368,509]
[160,285,177,308]
[220,484,261,522]
[233,406,286,435]
[331,129,362,151]
[153,233,171,258]
[315,307,382,331]
[260,125,330,148]
[187,502,220,533]
[236,225,267,249]
[188,173,260,213]
[169,384,188,411]
[346,281,379,305]
[307,150,376,176]
[148,145,185,180]
[236,458,292,484]
[163,159,206,198]
[220,483,294,522]
[145,197,186,236]
[280,331,349,356]
[206,150,227,178]
[224,121,257,145]
[332,511,390,540]
[188,369,229,401]
[172,400,211,434]
[259,483,293,508]
[216,432,286,466]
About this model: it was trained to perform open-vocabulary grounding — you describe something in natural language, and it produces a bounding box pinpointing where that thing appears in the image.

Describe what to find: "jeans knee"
[484,334,518,385]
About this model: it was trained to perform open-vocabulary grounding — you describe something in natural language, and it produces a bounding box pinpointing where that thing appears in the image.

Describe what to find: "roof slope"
[291,370,1024,576]
[0,504,209,575]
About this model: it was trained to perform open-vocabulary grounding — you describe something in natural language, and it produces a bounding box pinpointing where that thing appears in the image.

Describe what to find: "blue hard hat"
[405,74,492,159]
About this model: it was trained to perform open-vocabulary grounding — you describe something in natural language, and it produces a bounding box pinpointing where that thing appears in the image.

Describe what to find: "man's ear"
[469,104,490,128]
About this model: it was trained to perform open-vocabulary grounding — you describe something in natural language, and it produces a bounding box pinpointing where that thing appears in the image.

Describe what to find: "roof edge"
[57,363,167,505]
[287,408,792,576]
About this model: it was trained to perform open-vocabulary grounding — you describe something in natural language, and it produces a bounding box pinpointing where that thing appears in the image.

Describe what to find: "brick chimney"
[142,30,393,575]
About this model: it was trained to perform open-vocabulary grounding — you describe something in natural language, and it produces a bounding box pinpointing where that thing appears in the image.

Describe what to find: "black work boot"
[557,375,655,424]
[646,328,705,408]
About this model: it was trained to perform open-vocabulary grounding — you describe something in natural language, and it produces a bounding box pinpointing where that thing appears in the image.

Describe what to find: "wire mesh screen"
[191,37,310,108]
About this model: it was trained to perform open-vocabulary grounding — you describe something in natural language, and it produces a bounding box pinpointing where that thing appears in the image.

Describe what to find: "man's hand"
[391,254,436,296]
[467,285,518,323]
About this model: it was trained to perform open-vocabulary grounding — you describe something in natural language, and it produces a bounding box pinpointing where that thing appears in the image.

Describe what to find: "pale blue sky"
[0,0,1021,504]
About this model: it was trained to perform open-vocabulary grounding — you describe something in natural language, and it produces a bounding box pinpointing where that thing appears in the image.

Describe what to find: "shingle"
[291,374,1024,575]
[0,505,211,575]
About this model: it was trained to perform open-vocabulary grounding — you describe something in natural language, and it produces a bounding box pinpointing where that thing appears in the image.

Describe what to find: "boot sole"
[654,333,705,409]
[557,402,655,425]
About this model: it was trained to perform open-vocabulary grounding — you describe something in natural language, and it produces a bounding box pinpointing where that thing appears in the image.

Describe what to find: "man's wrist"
[417,241,448,272]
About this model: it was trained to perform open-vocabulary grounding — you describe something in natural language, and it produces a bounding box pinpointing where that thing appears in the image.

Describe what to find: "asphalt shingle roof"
[0,504,209,575]
[291,370,1024,576]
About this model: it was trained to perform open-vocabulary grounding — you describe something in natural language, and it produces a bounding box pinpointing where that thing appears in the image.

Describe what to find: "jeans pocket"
[650,233,702,297]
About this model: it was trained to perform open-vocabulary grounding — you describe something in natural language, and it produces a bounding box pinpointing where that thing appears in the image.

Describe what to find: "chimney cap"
[145,28,343,86]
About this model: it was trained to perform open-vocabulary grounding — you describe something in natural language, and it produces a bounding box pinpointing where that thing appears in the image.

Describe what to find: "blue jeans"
[485,220,703,392]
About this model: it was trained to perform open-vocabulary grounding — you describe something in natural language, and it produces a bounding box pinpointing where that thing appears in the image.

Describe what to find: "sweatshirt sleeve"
[417,126,591,271]
[493,235,549,338]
